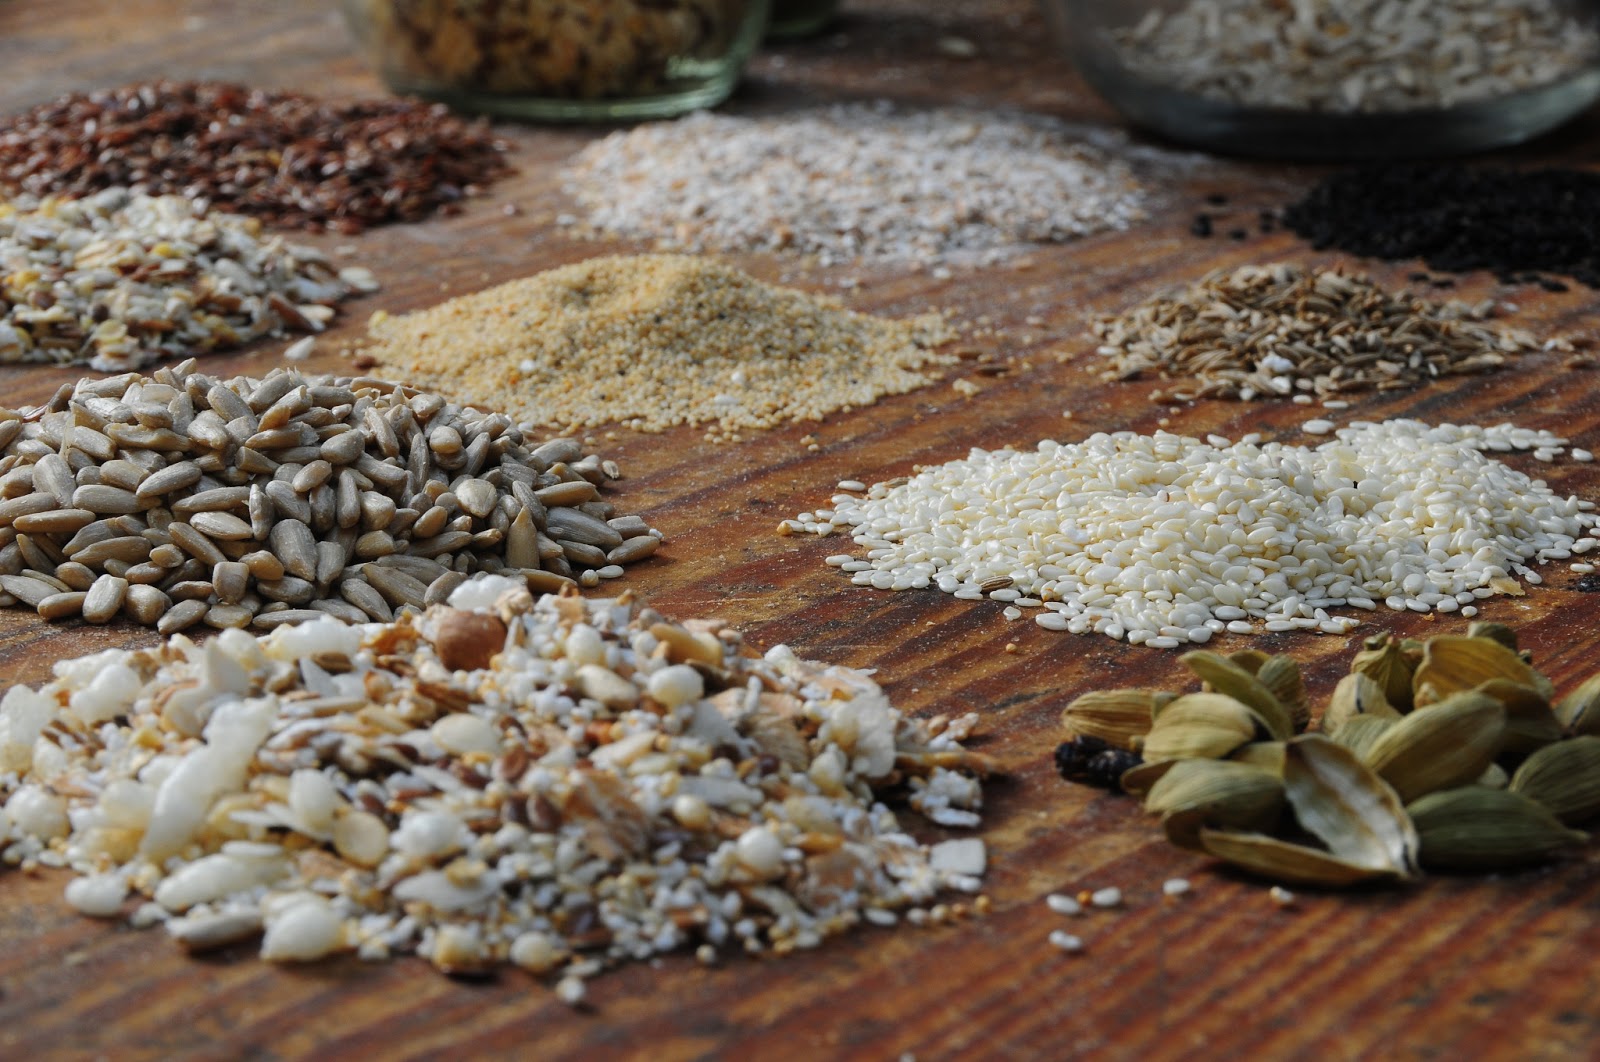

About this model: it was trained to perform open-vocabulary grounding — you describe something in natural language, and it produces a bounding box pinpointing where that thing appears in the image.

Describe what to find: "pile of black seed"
[1283,165,1600,288]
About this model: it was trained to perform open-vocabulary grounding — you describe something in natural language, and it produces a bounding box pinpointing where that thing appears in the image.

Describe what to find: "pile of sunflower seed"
[1109,0,1600,113]
[0,362,659,632]
[1059,623,1598,886]
[1089,264,1554,403]
[0,189,374,371]
[0,577,991,997]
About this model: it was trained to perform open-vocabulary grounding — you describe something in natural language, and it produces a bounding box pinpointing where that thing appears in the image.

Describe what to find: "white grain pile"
[0,577,991,992]
[561,104,1148,268]
[793,421,1598,645]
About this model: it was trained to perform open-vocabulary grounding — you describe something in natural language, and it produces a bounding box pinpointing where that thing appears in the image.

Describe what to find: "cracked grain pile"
[1090,264,1553,403]
[0,363,659,633]
[1110,0,1599,113]
[791,421,1597,647]
[561,105,1147,267]
[349,0,749,99]
[361,254,955,441]
[0,189,372,371]
[0,576,990,994]
[0,81,512,233]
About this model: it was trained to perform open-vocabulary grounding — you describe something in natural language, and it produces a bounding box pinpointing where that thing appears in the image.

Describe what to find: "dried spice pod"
[1118,758,1179,798]
[1413,636,1551,707]
[1060,689,1165,751]
[1226,648,1272,675]
[1145,760,1286,851]
[1555,673,1600,736]
[1350,633,1416,712]
[1320,673,1400,734]
[1282,735,1419,879]
[1466,621,1520,654]
[1509,737,1600,825]
[1229,741,1286,773]
[1142,693,1261,763]
[1198,828,1407,887]
[1258,656,1310,732]
[1329,715,1395,760]
[1475,679,1564,763]
[1362,692,1506,804]
[1181,651,1294,740]
[1407,788,1588,872]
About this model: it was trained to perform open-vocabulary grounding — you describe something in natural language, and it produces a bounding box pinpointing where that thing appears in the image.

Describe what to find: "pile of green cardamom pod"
[1060,622,1600,885]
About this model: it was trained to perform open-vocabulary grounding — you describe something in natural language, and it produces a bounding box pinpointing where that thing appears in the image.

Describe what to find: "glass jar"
[341,0,771,122]
[766,0,839,40]
[1042,0,1600,159]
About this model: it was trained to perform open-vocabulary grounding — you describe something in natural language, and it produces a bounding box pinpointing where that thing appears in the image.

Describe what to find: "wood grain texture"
[0,1,1598,1059]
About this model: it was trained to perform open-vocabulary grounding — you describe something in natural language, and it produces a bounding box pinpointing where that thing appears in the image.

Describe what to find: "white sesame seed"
[1269,886,1296,908]
[1048,930,1085,953]
[1302,419,1336,435]
[1162,878,1191,897]
[1090,887,1122,909]
[1046,893,1083,916]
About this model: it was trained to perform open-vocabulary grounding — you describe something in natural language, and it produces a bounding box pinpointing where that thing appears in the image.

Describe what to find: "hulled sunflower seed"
[81,575,129,624]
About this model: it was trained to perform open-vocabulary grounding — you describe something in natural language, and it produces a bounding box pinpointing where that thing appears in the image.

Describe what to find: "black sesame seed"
[1228,228,1248,241]
[1055,736,1142,792]
[1575,573,1600,593]
[1282,165,1600,288]
[1191,214,1214,237]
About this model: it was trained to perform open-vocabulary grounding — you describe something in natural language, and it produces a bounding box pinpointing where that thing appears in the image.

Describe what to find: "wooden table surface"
[2,2,1599,1059]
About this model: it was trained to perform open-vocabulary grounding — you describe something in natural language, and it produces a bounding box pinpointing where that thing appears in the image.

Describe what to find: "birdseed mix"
[561,105,1148,268]
[0,189,372,372]
[790,421,1597,646]
[0,363,659,632]
[1284,165,1600,289]
[1089,263,1554,403]
[1109,0,1599,113]
[349,0,749,99]
[360,254,955,441]
[0,81,513,234]
[0,576,991,990]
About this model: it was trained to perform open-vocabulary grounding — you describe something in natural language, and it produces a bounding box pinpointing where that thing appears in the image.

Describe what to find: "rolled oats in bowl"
[341,0,772,121]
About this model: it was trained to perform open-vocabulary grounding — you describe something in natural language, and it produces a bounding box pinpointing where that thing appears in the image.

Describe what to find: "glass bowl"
[1041,0,1600,159]
[341,0,771,122]
[766,0,839,40]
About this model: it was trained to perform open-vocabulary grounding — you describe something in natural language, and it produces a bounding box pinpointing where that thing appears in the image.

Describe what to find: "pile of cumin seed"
[359,254,956,442]
[1087,263,1557,403]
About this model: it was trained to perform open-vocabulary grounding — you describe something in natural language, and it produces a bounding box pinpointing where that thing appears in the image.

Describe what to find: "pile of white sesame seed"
[791,420,1598,645]
[560,104,1148,268]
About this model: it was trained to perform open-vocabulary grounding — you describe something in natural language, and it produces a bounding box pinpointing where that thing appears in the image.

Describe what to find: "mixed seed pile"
[562,106,1148,268]
[350,0,749,99]
[361,255,955,442]
[1285,165,1600,289]
[1059,623,1598,885]
[0,578,990,994]
[791,421,1595,645]
[1110,0,1599,113]
[0,189,371,371]
[1090,264,1551,403]
[0,364,659,633]
[0,81,513,233]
